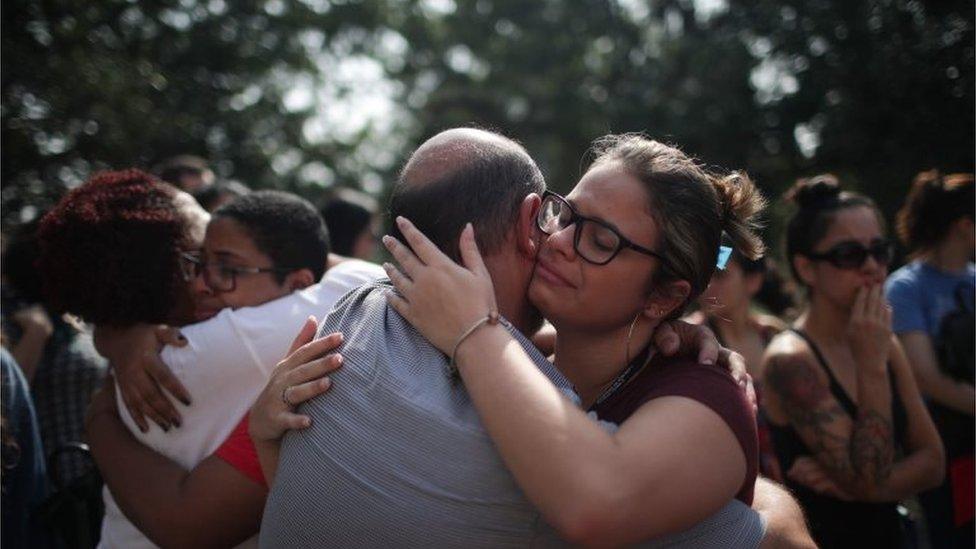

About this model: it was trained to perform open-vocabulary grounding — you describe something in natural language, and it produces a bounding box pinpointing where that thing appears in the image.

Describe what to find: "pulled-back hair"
[390,131,545,262]
[213,190,330,283]
[896,170,974,254]
[37,169,190,326]
[783,174,884,285]
[587,134,766,316]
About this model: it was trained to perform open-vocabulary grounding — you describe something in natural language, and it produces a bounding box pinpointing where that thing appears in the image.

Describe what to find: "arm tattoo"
[766,355,894,490]
[765,356,830,410]
[850,410,894,485]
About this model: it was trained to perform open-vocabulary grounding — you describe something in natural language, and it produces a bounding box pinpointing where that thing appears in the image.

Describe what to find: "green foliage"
[2,0,388,226]
[3,0,973,261]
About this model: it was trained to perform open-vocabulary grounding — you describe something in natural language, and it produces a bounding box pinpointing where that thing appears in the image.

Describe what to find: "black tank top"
[768,329,910,549]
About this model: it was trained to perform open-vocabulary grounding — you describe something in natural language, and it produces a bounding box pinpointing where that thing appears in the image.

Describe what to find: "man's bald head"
[390,128,545,261]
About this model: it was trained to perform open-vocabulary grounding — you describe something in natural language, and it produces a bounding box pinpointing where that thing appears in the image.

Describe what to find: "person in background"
[320,186,379,260]
[193,179,251,212]
[886,170,975,549]
[82,189,382,548]
[762,175,944,549]
[1,222,108,484]
[1,347,50,549]
[154,154,215,193]
[755,257,799,321]
[688,236,787,481]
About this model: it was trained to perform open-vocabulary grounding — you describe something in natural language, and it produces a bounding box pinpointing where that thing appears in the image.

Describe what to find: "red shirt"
[590,353,759,504]
[214,414,267,488]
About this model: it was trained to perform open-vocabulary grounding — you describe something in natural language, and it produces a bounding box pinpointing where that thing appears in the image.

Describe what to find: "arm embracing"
[753,477,816,549]
[455,329,746,546]
[85,384,265,548]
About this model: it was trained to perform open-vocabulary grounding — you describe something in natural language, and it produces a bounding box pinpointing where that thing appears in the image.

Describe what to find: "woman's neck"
[553,319,656,409]
[924,237,971,274]
[711,301,752,340]
[799,295,849,346]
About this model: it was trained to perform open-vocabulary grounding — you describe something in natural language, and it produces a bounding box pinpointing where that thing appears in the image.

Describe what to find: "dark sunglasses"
[806,239,893,270]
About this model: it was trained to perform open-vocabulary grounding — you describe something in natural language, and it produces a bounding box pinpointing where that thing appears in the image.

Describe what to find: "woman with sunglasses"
[761,175,944,549]
[383,134,768,545]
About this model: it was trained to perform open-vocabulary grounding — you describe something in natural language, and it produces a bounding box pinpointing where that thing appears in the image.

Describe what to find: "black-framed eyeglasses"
[806,239,893,270]
[536,190,666,266]
[179,251,290,293]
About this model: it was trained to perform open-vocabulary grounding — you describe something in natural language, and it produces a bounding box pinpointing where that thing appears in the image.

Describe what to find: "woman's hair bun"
[786,174,842,210]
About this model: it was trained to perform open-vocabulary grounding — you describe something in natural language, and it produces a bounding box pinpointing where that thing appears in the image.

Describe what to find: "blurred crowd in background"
[0,1,973,548]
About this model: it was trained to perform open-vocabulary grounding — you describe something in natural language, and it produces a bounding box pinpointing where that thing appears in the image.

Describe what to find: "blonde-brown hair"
[587,133,766,316]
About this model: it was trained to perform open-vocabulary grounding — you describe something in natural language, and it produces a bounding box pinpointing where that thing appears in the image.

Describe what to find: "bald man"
[259,129,812,547]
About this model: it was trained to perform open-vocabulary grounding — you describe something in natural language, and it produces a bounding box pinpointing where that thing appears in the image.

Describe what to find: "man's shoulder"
[318,280,436,366]
[321,279,394,328]
[322,259,386,288]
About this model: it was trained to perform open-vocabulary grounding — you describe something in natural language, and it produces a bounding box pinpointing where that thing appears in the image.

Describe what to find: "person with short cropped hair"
[886,170,975,549]
[83,188,382,548]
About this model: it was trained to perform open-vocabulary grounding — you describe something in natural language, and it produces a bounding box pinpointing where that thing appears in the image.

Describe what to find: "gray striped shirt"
[259,281,764,548]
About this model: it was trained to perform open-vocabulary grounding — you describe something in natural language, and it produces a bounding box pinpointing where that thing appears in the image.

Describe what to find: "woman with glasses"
[760,175,943,549]
[381,134,768,545]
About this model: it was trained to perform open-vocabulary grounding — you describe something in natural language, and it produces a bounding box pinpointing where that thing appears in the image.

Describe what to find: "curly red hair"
[37,169,191,326]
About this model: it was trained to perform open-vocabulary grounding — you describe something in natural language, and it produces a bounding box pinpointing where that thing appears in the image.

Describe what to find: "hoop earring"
[625,313,641,366]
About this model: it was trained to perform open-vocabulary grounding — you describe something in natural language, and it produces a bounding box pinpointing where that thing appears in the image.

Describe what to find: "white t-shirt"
[98,259,385,549]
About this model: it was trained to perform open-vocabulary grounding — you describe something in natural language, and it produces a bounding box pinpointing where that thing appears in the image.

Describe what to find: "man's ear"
[642,280,691,321]
[793,255,816,287]
[285,269,315,291]
[515,193,543,258]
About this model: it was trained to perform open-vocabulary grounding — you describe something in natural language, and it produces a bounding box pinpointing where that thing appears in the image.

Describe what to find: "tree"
[1,0,390,227]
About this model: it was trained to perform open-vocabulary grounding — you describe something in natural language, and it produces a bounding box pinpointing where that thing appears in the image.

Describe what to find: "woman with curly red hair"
[37,169,209,328]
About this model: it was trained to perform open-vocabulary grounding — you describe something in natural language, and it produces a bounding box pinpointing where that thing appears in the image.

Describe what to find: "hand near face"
[383,217,498,357]
[846,284,892,373]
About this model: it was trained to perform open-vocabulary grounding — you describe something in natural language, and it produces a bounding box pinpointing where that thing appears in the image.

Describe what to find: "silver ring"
[281,386,294,407]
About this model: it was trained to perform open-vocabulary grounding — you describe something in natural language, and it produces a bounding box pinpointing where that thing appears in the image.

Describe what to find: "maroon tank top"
[589,350,759,504]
